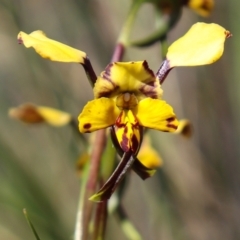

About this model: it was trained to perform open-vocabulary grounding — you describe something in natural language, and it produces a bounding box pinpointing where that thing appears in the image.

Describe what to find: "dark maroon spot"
[131,134,139,154]
[225,30,232,38]
[83,123,91,129]
[102,63,114,82]
[120,127,130,152]
[18,37,23,44]
[115,112,125,127]
[167,123,177,130]
[147,80,155,87]
[142,60,155,77]
[139,86,158,99]
[167,117,175,122]
[166,117,177,130]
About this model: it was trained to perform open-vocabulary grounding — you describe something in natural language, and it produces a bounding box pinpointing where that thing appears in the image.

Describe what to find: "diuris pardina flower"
[17,22,231,201]
[79,61,178,153]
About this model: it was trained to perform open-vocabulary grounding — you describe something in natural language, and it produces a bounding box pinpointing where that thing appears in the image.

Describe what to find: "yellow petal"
[94,61,162,100]
[18,31,86,63]
[133,98,178,132]
[78,98,120,133]
[187,0,214,17]
[37,106,71,126]
[138,136,163,169]
[9,103,44,124]
[9,103,71,126]
[167,23,231,67]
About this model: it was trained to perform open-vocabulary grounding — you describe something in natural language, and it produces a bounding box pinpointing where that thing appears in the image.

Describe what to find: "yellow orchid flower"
[9,103,71,127]
[79,61,178,154]
[16,22,230,201]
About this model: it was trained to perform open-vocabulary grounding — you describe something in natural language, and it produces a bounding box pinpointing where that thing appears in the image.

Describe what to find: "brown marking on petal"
[140,89,158,99]
[142,60,155,78]
[97,86,119,98]
[18,36,23,44]
[167,123,178,130]
[132,114,140,128]
[147,80,155,87]
[120,126,130,152]
[95,62,120,98]
[225,30,232,39]
[199,0,213,12]
[102,63,114,82]
[181,123,193,137]
[115,112,125,127]
[131,134,139,154]
[167,117,175,122]
[83,123,92,129]
[166,117,178,130]
[139,85,159,99]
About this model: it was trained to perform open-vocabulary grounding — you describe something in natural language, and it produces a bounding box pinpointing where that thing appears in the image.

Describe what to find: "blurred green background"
[1,0,240,239]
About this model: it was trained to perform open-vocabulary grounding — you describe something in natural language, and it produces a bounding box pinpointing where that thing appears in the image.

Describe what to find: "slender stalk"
[78,130,107,240]
[81,57,98,87]
[118,0,143,46]
[111,43,125,62]
[75,43,127,240]
[23,209,41,240]
[92,193,108,240]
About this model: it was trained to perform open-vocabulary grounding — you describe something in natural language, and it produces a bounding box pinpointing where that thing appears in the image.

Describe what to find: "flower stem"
[118,0,143,46]
[75,19,128,239]
[111,43,125,62]
[92,193,108,240]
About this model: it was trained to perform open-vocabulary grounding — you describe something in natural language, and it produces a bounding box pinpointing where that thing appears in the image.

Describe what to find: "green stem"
[160,38,168,59]
[74,163,89,240]
[74,130,107,240]
[23,209,41,240]
[92,195,108,240]
[118,0,143,46]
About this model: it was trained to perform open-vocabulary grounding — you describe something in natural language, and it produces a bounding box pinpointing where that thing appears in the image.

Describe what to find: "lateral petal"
[18,31,86,63]
[167,23,231,67]
[133,98,178,132]
[78,98,120,133]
